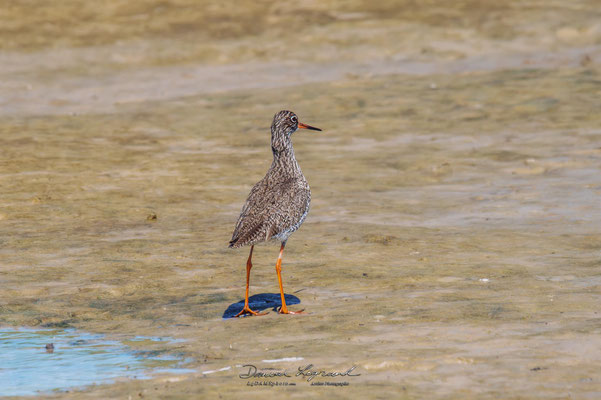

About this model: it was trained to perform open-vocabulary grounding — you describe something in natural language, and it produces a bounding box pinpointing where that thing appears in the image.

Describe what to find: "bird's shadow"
[222,293,301,319]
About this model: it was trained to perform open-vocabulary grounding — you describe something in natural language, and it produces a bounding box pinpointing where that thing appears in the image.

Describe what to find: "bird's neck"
[271,146,302,177]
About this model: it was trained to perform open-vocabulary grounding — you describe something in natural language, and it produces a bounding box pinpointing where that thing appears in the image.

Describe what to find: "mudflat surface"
[1,1,601,398]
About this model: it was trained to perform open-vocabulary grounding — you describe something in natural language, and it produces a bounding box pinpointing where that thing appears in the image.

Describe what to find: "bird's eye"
[291,116,297,123]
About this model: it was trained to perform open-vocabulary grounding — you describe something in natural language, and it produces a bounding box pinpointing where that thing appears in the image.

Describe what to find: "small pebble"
[580,54,592,67]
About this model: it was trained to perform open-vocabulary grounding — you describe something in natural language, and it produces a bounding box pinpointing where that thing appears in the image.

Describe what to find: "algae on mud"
[2,1,601,399]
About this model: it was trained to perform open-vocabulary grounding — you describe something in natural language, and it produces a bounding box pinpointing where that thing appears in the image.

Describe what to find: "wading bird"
[229,110,321,317]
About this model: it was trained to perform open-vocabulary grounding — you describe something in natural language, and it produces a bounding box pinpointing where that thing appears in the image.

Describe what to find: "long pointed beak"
[298,122,322,131]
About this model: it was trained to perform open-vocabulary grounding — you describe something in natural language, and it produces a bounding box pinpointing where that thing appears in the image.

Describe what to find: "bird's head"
[271,110,321,137]
[270,110,321,154]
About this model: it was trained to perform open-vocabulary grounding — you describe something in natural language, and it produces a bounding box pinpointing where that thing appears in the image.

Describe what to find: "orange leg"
[275,242,304,314]
[234,245,267,317]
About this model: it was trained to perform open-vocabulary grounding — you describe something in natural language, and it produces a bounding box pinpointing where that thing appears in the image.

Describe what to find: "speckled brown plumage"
[229,110,318,248]
[229,110,321,317]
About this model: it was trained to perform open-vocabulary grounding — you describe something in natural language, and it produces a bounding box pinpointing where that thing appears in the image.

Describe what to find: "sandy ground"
[1,1,601,399]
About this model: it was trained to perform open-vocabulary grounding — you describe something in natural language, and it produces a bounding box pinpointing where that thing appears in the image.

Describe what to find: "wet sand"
[1,1,601,398]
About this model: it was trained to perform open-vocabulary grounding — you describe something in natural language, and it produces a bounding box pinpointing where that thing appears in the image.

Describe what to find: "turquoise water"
[0,328,194,397]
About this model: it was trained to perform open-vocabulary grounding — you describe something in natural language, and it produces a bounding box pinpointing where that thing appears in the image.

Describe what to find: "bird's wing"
[268,182,311,236]
[229,181,268,248]
[229,178,309,248]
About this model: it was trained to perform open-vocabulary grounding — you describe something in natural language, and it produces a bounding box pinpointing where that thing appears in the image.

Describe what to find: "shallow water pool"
[0,328,193,397]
